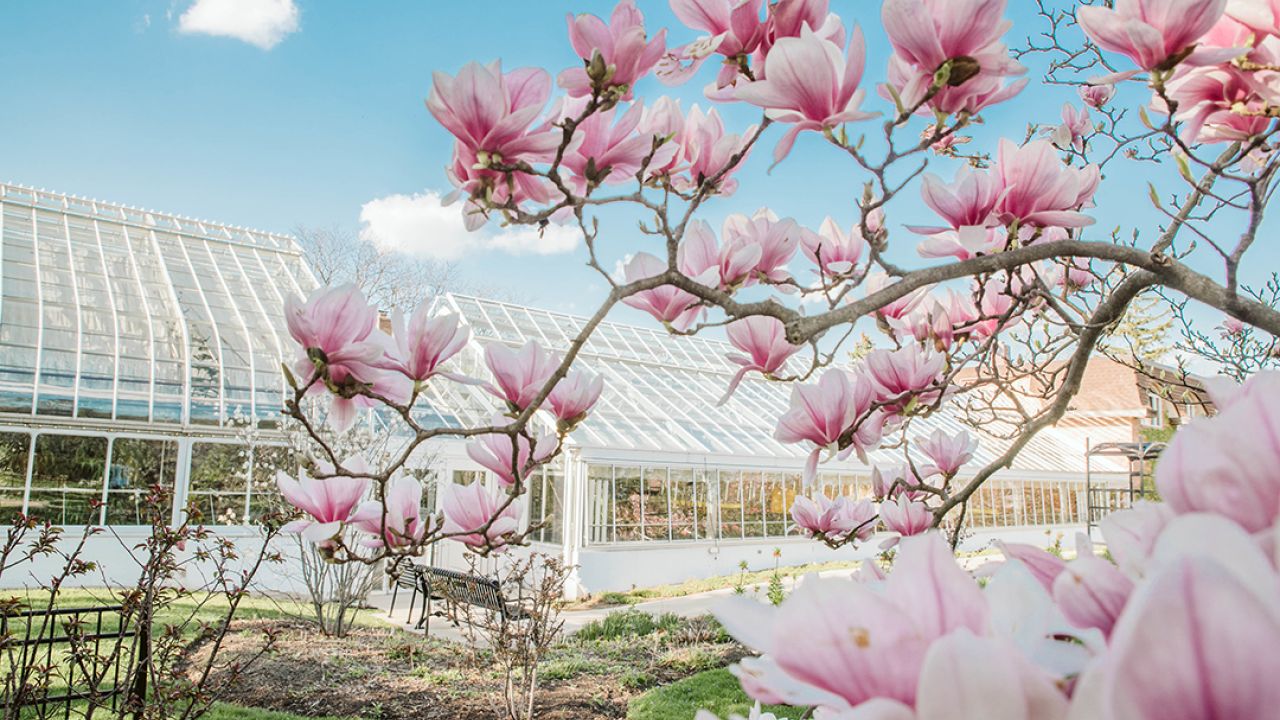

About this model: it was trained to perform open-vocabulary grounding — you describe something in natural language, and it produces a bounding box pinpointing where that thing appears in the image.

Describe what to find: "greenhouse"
[0,183,315,535]
[426,295,1124,593]
[0,182,1121,595]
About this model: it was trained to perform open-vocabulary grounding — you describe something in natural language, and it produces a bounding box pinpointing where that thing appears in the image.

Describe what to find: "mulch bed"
[189,618,745,720]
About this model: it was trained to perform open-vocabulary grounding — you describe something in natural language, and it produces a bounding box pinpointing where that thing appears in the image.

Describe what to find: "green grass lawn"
[627,668,797,720]
[3,588,387,720]
[5,587,389,636]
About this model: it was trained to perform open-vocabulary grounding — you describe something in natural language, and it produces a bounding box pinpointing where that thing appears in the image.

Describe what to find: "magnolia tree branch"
[276,0,1280,575]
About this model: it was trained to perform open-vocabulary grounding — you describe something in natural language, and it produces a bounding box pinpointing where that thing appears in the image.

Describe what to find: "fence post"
[128,606,150,720]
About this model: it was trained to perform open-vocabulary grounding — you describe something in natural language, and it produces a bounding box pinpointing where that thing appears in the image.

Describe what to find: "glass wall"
[104,438,178,525]
[0,431,296,527]
[28,434,108,526]
[526,464,564,545]
[585,463,1086,545]
[0,432,30,519]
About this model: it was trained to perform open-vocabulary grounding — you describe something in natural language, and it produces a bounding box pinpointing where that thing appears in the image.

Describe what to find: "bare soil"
[191,618,746,720]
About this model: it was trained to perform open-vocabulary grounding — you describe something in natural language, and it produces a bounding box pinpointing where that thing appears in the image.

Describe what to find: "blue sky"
[0,0,1270,334]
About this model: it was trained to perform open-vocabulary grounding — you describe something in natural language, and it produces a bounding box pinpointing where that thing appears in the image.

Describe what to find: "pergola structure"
[1084,441,1166,537]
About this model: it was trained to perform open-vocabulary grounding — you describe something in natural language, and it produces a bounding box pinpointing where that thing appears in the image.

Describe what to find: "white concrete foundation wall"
[0,529,313,595]
[572,524,1084,594]
[2,524,1083,596]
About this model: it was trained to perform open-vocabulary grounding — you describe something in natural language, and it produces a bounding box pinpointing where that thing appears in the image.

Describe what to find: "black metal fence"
[0,603,149,720]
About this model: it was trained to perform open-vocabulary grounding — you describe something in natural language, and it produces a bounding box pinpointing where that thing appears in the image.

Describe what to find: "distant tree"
[293,225,461,312]
[1103,292,1174,364]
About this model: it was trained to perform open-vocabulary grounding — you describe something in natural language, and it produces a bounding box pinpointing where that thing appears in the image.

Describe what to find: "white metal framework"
[0,183,316,527]
[434,294,1124,554]
[0,180,1115,559]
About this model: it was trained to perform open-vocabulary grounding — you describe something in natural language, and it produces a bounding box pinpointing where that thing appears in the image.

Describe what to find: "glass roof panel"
[0,183,315,426]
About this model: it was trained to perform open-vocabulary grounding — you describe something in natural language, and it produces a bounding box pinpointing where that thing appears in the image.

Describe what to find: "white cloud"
[486,224,581,255]
[177,0,299,50]
[612,253,634,283]
[358,191,583,261]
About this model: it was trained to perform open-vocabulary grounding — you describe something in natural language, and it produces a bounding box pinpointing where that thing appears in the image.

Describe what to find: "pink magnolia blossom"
[620,252,703,329]
[1228,0,1280,37]
[385,305,470,384]
[465,418,559,488]
[790,494,875,541]
[659,0,767,87]
[483,340,560,411]
[886,52,1029,115]
[639,96,687,177]
[1163,64,1273,143]
[673,106,756,195]
[911,166,1005,236]
[916,227,1006,261]
[865,272,930,322]
[1069,516,1280,719]
[1050,103,1091,152]
[885,299,940,345]
[430,62,560,228]
[994,139,1099,229]
[1155,371,1280,532]
[872,463,925,501]
[917,428,978,478]
[801,217,866,276]
[440,479,524,551]
[962,279,1021,339]
[721,210,801,284]
[881,0,1015,75]
[863,344,947,410]
[940,288,981,333]
[1221,315,1246,336]
[285,285,406,432]
[546,367,604,426]
[1078,0,1232,71]
[913,630,1070,720]
[758,0,846,58]
[427,61,559,162]
[1044,257,1097,290]
[774,368,874,482]
[721,316,802,404]
[559,1,666,101]
[677,219,763,291]
[715,533,987,711]
[993,541,1068,594]
[880,0,1027,115]
[560,101,657,192]
[1098,501,1174,579]
[879,495,933,542]
[348,476,428,549]
[276,459,370,545]
[1053,534,1134,639]
[285,284,383,385]
[735,25,877,162]
[1079,83,1115,108]
[445,143,554,230]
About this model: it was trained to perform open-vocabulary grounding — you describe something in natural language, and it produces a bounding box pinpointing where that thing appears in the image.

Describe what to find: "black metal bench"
[387,556,430,627]
[386,559,530,632]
